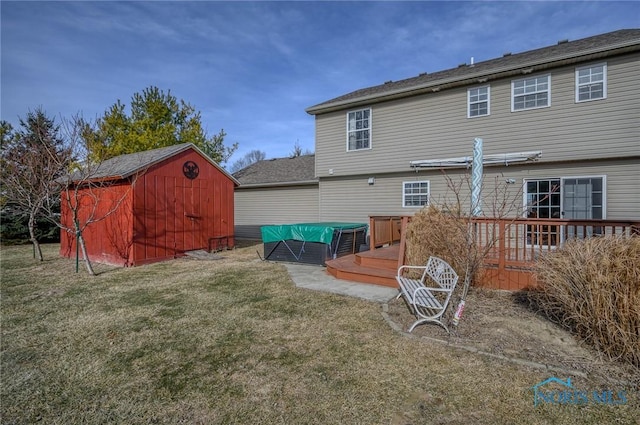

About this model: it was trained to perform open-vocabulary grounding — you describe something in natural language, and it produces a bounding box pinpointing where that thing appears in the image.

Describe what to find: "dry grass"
[532,235,640,369]
[1,243,638,424]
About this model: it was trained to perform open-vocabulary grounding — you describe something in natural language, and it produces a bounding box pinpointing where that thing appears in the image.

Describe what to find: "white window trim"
[345,108,372,152]
[575,63,607,103]
[402,180,430,208]
[511,74,551,112]
[522,175,607,219]
[467,85,490,118]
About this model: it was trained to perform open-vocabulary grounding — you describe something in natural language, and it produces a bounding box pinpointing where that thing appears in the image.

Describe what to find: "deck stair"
[325,245,400,287]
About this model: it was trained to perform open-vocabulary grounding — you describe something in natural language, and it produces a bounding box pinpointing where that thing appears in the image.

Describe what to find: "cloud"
[2,0,638,164]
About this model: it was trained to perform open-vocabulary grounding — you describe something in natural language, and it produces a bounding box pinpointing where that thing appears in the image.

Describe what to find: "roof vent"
[458,63,467,68]
[503,52,512,57]
[419,72,428,76]
[384,80,393,84]
[557,39,569,45]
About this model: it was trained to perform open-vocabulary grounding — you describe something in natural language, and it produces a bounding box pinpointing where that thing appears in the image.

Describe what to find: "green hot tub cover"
[261,222,367,245]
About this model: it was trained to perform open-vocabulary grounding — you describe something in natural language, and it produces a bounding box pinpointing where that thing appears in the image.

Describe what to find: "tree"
[44,115,141,275]
[404,171,525,329]
[0,109,73,260]
[290,140,313,158]
[86,86,237,163]
[229,149,266,173]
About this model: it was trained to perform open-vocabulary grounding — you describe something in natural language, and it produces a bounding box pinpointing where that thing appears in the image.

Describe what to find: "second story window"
[512,75,550,111]
[468,86,490,117]
[576,63,607,102]
[347,108,371,151]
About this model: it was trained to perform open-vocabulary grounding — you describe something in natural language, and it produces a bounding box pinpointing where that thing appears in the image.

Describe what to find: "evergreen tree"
[0,109,72,259]
[87,86,237,163]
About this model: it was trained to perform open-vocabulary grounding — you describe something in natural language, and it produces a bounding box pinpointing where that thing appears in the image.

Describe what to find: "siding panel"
[235,186,319,226]
[318,159,639,223]
[315,53,640,178]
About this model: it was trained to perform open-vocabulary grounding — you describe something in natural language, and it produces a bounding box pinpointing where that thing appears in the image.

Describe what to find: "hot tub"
[261,222,368,265]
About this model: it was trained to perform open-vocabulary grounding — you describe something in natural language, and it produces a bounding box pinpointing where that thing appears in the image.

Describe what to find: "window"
[576,63,607,102]
[524,176,605,245]
[468,86,490,117]
[525,179,561,220]
[512,75,550,111]
[347,108,371,151]
[403,181,429,207]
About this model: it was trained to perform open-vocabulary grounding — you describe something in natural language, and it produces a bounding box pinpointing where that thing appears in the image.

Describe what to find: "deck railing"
[473,217,640,269]
[368,216,405,248]
[370,215,639,289]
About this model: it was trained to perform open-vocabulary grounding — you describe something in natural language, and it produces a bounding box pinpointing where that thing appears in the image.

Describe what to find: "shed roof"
[306,29,640,114]
[233,154,317,188]
[68,143,239,185]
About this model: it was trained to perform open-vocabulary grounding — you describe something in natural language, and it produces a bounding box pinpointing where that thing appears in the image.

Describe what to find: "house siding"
[235,185,319,238]
[318,158,639,224]
[314,53,640,179]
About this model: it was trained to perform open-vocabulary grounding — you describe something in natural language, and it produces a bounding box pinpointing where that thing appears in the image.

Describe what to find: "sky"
[2,1,639,167]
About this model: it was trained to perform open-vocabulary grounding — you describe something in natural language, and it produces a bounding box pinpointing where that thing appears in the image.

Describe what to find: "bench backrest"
[422,256,459,290]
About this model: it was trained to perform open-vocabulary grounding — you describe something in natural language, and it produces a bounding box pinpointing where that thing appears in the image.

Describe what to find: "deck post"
[497,219,506,287]
[368,216,376,251]
[397,216,409,270]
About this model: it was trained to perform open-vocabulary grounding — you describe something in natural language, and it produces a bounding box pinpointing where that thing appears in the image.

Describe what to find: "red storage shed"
[60,143,238,266]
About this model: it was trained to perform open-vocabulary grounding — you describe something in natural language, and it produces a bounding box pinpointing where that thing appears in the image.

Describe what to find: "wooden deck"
[325,245,399,288]
[327,216,639,291]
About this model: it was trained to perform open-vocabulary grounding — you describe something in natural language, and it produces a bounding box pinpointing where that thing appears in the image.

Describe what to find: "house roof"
[68,143,239,185]
[306,29,640,115]
[233,154,317,188]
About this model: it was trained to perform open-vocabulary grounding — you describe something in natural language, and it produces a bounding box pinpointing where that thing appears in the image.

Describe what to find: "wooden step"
[355,245,399,270]
[326,253,399,288]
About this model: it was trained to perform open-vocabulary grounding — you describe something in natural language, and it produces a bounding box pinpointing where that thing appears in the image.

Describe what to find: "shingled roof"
[233,154,317,188]
[306,29,640,114]
[67,143,238,184]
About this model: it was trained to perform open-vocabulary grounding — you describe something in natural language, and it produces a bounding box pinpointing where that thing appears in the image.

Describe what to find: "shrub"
[532,235,640,368]
[405,205,471,281]
[0,207,60,244]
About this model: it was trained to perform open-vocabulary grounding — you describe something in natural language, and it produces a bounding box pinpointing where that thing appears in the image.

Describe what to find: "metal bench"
[396,256,459,333]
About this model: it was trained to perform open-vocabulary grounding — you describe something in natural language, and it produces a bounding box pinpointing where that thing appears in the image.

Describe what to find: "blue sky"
[2,1,638,167]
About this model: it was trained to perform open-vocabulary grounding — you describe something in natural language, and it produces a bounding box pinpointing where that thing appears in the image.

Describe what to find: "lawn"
[1,243,637,424]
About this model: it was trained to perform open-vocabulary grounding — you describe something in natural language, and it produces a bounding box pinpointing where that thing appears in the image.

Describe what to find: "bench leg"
[408,318,449,334]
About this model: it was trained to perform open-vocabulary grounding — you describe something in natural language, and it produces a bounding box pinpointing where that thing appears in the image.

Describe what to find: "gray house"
[306,29,640,224]
[233,154,318,239]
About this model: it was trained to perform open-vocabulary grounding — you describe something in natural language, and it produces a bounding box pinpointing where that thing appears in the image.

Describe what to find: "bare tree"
[43,115,141,275]
[404,170,525,327]
[0,109,73,261]
[290,140,313,158]
[229,149,266,173]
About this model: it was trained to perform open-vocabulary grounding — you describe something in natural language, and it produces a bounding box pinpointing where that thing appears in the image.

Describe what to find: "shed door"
[175,179,208,252]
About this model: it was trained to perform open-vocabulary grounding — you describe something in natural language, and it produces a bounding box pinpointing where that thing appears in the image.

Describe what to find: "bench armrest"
[397,265,427,277]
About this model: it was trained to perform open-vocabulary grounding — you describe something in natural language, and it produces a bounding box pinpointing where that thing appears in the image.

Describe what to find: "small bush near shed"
[532,235,640,368]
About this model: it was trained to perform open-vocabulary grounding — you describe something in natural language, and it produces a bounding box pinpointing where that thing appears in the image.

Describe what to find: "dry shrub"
[405,205,479,286]
[533,235,640,368]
